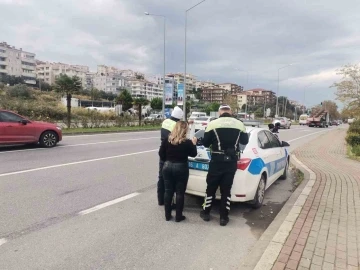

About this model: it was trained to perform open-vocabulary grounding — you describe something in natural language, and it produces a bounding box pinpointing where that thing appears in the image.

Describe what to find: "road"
[0,125,336,269]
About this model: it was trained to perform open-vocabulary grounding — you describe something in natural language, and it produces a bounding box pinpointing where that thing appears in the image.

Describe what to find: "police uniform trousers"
[203,160,237,218]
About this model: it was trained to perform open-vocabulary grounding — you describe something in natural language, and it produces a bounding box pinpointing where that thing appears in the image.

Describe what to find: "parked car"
[193,116,217,132]
[272,117,291,129]
[186,127,290,208]
[144,114,163,121]
[0,110,62,148]
[331,120,339,126]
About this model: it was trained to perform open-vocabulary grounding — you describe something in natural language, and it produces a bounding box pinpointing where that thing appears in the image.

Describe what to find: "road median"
[62,125,161,135]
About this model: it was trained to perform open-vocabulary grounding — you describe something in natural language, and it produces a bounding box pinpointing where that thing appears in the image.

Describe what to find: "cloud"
[1,0,360,106]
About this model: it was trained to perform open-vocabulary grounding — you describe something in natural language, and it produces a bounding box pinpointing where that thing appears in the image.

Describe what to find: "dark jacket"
[159,139,197,163]
[160,117,180,142]
[202,113,249,153]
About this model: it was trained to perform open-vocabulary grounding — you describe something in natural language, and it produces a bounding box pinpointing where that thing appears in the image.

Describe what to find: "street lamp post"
[145,12,166,118]
[184,0,206,120]
[303,83,313,114]
[276,64,294,117]
[235,68,250,117]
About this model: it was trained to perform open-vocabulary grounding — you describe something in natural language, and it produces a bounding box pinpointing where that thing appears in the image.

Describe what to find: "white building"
[36,61,89,88]
[93,72,129,93]
[195,81,217,89]
[129,79,162,100]
[166,73,196,92]
[0,42,36,84]
[147,74,164,85]
[237,94,248,111]
[120,69,145,79]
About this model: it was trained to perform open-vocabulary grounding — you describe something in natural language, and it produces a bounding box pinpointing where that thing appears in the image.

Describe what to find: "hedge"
[346,132,360,147]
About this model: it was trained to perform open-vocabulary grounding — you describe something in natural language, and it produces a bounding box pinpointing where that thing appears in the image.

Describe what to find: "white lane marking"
[78,192,140,215]
[0,137,158,155]
[0,149,158,178]
[0,238,7,246]
[66,130,158,138]
[287,129,329,143]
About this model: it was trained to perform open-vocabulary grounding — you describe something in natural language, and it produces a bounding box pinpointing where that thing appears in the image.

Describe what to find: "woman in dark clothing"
[159,121,198,222]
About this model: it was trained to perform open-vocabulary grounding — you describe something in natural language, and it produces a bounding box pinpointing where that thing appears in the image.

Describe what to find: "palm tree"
[54,74,82,128]
[133,97,149,126]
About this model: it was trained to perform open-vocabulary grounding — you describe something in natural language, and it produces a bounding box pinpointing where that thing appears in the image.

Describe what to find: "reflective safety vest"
[161,118,176,132]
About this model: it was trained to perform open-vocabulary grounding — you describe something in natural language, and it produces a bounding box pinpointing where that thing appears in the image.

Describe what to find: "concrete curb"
[240,154,315,270]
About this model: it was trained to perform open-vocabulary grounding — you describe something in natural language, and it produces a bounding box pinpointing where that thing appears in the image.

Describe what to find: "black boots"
[220,217,229,226]
[200,210,210,221]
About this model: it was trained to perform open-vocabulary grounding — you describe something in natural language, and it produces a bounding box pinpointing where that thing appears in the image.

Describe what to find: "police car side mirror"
[281,141,290,147]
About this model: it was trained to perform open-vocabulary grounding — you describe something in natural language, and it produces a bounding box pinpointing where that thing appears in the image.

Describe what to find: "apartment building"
[245,88,276,105]
[195,81,216,89]
[120,69,145,79]
[147,74,164,86]
[36,61,89,88]
[201,87,228,103]
[218,83,243,94]
[0,42,36,84]
[93,72,129,93]
[237,93,248,110]
[128,79,162,100]
[166,73,196,93]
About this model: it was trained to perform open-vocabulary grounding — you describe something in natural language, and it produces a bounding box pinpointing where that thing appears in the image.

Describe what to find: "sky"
[1,0,360,108]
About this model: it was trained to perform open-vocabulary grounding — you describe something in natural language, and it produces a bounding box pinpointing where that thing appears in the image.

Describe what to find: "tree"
[90,88,101,100]
[204,102,220,115]
[331,64,360,118]
[150,97,162,110]
[133,98,149,125]
[0,74,25,86]
[223,94,238,113]
[116,89,133,111]
[135,74,144,80]
[36,79,52,92]
[54,74,82,128]
[322,100,341,120]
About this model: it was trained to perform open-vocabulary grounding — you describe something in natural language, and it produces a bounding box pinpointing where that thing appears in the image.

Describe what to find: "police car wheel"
[251,175,266,209]
[279,159,289,180]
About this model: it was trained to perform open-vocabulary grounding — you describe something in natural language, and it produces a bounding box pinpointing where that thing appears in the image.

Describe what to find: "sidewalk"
[256,128,360,270]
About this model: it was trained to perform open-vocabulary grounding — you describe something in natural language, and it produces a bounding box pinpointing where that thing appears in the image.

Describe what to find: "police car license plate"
[188,161,209,171]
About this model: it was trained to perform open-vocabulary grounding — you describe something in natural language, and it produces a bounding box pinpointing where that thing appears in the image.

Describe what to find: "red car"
[0,110,62,148]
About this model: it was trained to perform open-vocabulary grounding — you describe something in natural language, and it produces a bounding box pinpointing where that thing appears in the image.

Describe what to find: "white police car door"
[264,130,286,182]
[257,131,281,187]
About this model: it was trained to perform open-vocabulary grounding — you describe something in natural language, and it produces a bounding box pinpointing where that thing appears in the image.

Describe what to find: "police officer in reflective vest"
[200,104,248,226]
[158,106,184,205]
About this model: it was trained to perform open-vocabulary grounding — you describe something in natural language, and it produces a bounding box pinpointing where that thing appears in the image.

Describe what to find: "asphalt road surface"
[0,125,338,270]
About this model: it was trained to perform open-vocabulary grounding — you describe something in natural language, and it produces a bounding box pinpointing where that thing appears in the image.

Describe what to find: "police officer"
[158,106,184,205]
[200,104,248,226]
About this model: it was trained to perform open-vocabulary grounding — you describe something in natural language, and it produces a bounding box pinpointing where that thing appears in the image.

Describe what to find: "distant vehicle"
[331,120,339,126]
[272,117,291,129]
[193,116,217,132]
[307,109,329,128]
[299,114,308,126]
[86,107,115,113]
[0,110,62,148]
[186,127,290,208]
[188,112,207,124]
[144,114,163,121]
[348,118,356,124]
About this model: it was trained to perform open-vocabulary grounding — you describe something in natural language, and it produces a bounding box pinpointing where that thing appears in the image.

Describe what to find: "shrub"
[346,132,360,146]
[7,84,33,99]
[348,119,360,134]
[352,145,360,156]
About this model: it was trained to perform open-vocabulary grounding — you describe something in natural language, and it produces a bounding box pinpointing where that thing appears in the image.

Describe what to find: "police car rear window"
[196,117,209,121]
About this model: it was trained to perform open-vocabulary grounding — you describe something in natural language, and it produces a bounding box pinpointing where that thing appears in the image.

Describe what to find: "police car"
[186,127,290,208]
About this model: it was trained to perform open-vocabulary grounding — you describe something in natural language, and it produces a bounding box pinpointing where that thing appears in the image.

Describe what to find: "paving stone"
[322,262,334,270]
[312,255,323,266]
